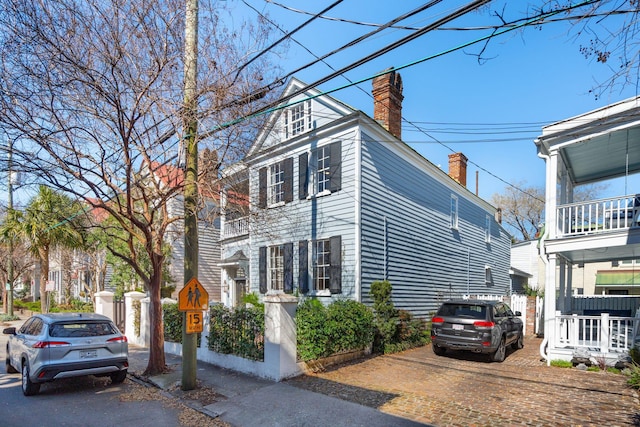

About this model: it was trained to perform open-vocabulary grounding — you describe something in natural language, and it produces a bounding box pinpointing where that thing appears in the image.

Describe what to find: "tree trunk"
[144,258,166,376]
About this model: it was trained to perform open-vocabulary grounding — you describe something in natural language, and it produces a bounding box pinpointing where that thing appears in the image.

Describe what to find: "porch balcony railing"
[556,194,640,237]
[222,216,249,239]
[555,312,640,353]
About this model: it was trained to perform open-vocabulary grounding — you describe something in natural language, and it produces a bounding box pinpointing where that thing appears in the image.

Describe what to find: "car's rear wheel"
[21,362,40,396]
[491,337,506,363]
[110,370,127,384]
[432,344,446,356]
[512,332,524,350]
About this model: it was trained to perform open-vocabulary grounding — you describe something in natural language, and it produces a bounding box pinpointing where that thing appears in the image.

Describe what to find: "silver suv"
[431,300,524,362]
[4,312,128,396]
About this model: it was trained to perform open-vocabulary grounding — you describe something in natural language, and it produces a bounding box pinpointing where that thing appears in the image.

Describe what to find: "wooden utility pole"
[7,137,14,317]
[182,0,199,391]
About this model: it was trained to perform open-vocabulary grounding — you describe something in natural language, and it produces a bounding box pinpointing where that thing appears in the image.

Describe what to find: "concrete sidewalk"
[128,346,426,427]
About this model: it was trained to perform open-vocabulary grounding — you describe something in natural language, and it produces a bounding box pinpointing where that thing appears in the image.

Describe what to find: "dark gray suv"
[430,300,524,362]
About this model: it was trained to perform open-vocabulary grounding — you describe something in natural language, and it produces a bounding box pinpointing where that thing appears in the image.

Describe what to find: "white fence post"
[124,291,146,346]
[94,291,114,321]
[263,292,299,381]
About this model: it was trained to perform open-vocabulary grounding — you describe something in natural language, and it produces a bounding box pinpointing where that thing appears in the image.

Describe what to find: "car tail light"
[33,341,71,348]
[473,321,495,329]
[431,316,445,325]
[107,336,128,343]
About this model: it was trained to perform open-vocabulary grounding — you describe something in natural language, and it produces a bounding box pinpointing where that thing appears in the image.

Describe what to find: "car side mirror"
[3,327,16,335]
[514,311,522,317]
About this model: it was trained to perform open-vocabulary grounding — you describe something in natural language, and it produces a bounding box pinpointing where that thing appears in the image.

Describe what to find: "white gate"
[510,294,528,336]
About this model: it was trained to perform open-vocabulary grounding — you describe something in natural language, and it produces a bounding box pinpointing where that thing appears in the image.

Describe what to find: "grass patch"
[550,359,573,368]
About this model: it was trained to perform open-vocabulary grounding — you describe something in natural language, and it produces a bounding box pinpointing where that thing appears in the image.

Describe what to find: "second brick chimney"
[448,152,468,187]
[372,68,403,140]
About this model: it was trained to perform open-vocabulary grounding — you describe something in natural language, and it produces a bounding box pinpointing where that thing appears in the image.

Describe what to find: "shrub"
[626,364,640,389]
[296,299,329,361]
[163,303,203,347]
[163,303,183,343]
[370,280,398,353]
[207,303,264,361]
[296,298,375,362]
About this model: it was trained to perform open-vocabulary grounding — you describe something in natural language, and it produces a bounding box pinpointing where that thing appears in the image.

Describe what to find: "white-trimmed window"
[450,195,459,229]
[309,145,330,195]
[313,239,331,291]
[485,265,492,284]
[298,142,342,199]
[485,215,491,242]
[268,245,285,291]
[284,100,312,138]
[268,163,285,206]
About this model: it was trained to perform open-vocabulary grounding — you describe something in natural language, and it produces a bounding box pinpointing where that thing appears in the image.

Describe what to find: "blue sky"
[227,0,640,201]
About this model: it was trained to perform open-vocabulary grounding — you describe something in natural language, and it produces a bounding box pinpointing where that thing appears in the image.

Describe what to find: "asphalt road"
[0,315,188,427]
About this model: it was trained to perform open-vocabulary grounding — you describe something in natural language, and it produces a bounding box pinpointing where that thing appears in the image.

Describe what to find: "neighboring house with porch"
[219,70,511,318]
[149,159,222,302]
[535,96,640,364]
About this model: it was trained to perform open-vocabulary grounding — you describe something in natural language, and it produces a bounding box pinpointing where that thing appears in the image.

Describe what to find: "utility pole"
[7,137,14,317]
[182,0,199,391]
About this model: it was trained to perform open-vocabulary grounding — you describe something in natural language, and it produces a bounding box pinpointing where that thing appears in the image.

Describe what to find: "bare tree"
[0,0,280,374]
[484,1,640,97]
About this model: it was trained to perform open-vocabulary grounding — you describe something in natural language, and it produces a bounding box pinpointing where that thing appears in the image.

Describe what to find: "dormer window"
[284,100,312,138]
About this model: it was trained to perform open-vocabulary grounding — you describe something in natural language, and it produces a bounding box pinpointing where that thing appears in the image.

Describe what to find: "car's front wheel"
[110,370,127,384]
[6,346,18,374]
[21,362,40,396]
[491,337,506,363]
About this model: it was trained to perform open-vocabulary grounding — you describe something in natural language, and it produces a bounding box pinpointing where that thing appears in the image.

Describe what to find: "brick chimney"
[448,152,468,187]
[372,68,403,140]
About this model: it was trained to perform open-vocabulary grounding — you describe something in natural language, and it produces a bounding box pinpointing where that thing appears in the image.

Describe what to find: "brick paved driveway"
[287,337,639,426]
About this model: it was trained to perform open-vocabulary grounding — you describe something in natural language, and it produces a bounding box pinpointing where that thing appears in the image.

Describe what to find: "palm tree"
[1,186,84,313]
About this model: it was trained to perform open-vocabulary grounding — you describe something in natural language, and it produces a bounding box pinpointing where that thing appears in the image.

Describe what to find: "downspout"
[537,150,550,363]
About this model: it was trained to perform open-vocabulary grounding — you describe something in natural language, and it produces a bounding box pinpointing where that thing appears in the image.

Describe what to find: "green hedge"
[162,303,201,347]
[296,298,375,362]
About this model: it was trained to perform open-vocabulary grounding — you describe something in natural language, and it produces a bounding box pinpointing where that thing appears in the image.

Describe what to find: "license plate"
[452,324,464,330]
[80,350,97,359]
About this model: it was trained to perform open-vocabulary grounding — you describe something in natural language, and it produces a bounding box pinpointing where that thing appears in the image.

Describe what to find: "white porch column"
[263,292,299,381]
[94,291,114,321]
[544,253,558,361]
[546,151,559,239]
[558,259,566,313]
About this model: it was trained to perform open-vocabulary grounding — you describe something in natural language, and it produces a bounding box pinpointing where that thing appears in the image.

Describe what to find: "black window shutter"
[259,246,267,294]
[298,152,308,199]
[283,157,293,203]
[258,167,267,208]
[330,141,342,192]
[298,240,308,294]
[329,235,342,294]
[284,242,293,294]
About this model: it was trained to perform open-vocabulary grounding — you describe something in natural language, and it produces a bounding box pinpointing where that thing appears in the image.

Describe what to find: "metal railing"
[556,194,640,237]
[223,216,249,239]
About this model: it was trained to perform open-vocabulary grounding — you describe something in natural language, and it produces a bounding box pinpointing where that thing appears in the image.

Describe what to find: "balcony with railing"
[556,194,640,237]
[222,216,249,239]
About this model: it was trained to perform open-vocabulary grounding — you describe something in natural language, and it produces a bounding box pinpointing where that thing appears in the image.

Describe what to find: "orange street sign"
[186,311,203,334]
[178,277,209,311]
